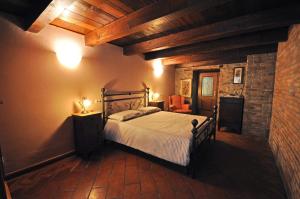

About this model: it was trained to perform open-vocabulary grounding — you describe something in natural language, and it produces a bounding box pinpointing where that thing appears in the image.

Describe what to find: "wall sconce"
[79,97,91,114]
[55,39,82,69]
[153,59,164,77]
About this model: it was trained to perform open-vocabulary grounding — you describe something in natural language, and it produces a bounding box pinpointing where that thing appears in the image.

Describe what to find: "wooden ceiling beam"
[27,0,76,33]
[69,1,117,25]
[58,10,103,29]
[84,0,130,18]
[108,0,134,13]
[84,0,235,46]
[162,44,278,65]
[144,28,288,60]
[124,4,300,55]
[0,0,32,17]
[176,57,248,68]
[50,18,91,34]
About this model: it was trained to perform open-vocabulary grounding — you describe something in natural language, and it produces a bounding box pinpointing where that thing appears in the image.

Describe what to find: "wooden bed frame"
[0,147,11,199]
[101,87,217,177]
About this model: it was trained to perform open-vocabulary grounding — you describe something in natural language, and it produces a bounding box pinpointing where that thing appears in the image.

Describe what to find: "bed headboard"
[0,146,7,199]
[101,87,150,124]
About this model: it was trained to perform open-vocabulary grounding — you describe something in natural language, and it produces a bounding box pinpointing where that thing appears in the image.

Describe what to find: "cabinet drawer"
[149,101,164,111]
[220,97,244,104]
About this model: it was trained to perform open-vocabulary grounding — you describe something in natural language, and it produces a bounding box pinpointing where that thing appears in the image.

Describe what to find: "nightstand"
[148,101,164,111]
[72,112,103,158]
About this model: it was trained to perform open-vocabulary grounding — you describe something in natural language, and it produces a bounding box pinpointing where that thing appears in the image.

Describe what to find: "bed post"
[101,88,106,126]
[212,105,218,141]
[191,119,198,146]
[190,119,199,177]
[145,87,150,107]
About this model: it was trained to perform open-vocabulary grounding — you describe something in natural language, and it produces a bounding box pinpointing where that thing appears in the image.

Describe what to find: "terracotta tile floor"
[8,132,286,199]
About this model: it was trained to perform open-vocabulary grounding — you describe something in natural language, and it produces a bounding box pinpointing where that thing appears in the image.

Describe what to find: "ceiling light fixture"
[153,59,164,77]
[54,39,82,69]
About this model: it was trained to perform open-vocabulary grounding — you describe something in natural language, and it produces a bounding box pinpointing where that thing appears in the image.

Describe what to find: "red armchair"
[169,95,192,114]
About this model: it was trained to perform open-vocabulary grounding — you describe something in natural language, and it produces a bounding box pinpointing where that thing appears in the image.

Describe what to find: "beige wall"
[0,18,175,173]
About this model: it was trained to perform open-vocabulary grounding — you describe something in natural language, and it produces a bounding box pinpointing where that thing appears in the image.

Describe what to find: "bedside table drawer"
[148,101,164,111]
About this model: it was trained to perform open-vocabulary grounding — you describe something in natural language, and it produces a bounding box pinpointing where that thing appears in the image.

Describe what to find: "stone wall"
[242,53,277,140]
[175,63,246,105]
[175,64,246,97]
[175,68,192,96]
[219,63,246,97]
[269,25,300,199]
[175,65,220,96]
[174,54,276,140]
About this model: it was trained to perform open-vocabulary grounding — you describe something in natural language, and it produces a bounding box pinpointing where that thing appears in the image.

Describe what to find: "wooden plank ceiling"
[1,0,300,67]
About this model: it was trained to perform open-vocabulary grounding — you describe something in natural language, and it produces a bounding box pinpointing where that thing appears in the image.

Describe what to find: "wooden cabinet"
[148,101,164,111]
[72,112,103,158]
[218,97,244,134]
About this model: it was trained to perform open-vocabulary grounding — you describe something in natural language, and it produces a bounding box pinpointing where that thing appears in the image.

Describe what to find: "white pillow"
[108,110,143,121]
[138,106,161,114]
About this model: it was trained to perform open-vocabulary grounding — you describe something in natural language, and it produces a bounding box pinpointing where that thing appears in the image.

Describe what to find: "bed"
[101,88,217,176]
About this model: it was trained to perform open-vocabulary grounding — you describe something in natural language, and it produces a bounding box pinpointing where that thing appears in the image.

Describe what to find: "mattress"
[104,111,207,166]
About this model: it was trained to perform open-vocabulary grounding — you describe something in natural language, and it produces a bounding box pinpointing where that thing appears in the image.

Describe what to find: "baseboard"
[5,150,75,180]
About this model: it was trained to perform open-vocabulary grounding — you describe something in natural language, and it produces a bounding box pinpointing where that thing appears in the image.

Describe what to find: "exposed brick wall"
[242,53,277,140]
[175,56,276,140]
[269,24,300,199]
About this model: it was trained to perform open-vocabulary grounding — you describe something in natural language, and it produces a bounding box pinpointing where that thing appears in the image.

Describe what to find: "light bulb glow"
[55,39,82,69]
[153,93,160,101]
[82,99,91,109]
[153,59,164,77]
[79,97,92,113]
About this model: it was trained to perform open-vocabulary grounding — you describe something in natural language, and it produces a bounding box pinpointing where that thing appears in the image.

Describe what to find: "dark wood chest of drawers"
[148,101,164,111]
[218,97,244,134]
[73,112,103,158]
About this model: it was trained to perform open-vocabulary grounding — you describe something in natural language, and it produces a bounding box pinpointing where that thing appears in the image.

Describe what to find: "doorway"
[197,72,219,116]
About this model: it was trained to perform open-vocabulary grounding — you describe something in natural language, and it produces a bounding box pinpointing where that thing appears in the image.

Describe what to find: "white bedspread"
[104,111,207,166]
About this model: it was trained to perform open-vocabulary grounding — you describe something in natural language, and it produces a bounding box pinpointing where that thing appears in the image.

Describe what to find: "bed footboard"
[188,105,217,178]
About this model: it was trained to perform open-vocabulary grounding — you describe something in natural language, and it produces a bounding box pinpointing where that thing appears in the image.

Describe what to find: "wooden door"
[197,72,219,116]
